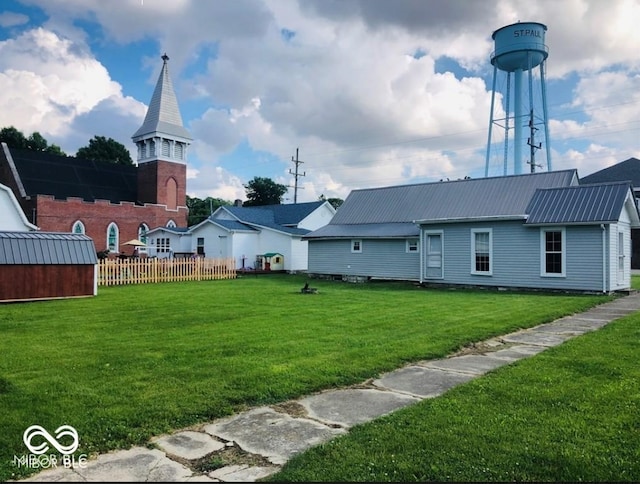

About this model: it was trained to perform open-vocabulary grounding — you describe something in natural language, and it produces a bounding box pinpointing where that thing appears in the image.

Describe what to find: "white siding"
[0,184,36,231]
[298,203,336,230]
[289,237,308,272]
[190,223,231,258]
[231,233,257,269]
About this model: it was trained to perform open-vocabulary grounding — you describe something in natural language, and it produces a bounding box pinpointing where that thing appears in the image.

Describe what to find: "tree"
[76,135,133,165]
[0,126,28,149]
[0,126,67,155]
[187,196,232,226]
[319,194,344,209]
[243,176,288,206]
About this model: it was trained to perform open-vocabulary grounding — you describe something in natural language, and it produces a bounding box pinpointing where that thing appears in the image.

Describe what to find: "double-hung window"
[351,240,362,253]
[471,229,492,275]
[541,228,565,276]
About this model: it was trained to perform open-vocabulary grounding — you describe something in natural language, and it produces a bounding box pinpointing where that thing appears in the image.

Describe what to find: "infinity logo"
[23,425,79,455]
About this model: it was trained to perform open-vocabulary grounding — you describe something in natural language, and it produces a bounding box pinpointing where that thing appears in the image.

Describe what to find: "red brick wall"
[137,161,186,209]
[34,195,188,252]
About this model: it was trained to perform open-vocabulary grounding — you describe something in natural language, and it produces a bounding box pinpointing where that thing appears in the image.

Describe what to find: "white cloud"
[186,164,245,202]
[0,27,142,153]
[2,0,640,201]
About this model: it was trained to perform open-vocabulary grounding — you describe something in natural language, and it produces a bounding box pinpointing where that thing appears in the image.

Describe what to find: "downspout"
[601,224,607,293]
[418,223,423,283]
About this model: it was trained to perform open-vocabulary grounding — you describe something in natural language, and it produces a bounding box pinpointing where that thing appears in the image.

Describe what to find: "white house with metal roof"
[145,201,336,272]
[304,171,640,293]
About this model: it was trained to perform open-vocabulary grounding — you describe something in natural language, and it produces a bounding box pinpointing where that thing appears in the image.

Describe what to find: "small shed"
[256,252,284,271]
[0,231,98,302]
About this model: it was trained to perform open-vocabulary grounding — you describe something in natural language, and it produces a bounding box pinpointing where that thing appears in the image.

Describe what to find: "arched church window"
[107,223,119,252]
[162,139,170,157]
[138,223,149,253]
[72,220,85,234]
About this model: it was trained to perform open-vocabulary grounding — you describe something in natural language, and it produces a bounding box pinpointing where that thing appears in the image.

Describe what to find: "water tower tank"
[485,21,552,176]
[491,22,548,72]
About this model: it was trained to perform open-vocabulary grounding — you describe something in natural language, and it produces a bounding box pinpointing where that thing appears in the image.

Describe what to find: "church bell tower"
[132,53,192,212]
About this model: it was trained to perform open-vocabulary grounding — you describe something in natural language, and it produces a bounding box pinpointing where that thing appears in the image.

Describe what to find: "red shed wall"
[0,265,95,302]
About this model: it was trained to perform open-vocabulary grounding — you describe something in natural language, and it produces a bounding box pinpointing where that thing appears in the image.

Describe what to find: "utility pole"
[527,109,542,173]
[289,147,306,203]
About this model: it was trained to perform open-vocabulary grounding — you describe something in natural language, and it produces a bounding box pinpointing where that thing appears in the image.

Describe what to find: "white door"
[618,231,625,285]
[425,233,443,279]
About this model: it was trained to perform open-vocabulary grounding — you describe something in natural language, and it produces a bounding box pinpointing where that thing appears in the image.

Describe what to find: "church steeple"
[134,53,189,214]
[132,53,192,165]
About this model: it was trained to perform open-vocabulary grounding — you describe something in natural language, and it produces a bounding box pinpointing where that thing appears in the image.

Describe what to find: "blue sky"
[1,0,639,203]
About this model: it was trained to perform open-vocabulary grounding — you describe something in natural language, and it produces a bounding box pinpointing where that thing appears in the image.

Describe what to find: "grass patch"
[0,274,617,481]
[270,311,640,482]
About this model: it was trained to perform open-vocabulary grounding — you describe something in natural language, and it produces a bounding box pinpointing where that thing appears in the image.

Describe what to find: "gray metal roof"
[132,55,192,142]
[525,181,639,226]
[0,231,98,265]
[305,171,578,240]
[330,170,577,226]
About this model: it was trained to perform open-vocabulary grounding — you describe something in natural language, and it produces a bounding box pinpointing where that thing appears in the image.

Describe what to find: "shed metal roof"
[0,231,98,265]
[525,181,639,226]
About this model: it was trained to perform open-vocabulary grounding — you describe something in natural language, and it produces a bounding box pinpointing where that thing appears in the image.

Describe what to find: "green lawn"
[0,274,628,481]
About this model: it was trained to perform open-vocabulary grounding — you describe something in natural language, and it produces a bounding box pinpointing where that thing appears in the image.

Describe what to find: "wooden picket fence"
[98,257,236,286]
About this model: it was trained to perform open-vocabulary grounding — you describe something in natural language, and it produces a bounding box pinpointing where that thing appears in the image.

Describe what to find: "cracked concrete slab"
[202,407,345,465]
[75,448,195,482]
[500,331,572,347]
[298,388,419,427]
[373,366,475,398]
[421,354,514,375]
[152,430,226,461]
[17,448,197,482]
[209,464,280,482]
[488,344,547,360]
[530,320,599,335]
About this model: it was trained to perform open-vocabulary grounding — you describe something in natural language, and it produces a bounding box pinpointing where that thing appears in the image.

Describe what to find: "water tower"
[485,21,551,176]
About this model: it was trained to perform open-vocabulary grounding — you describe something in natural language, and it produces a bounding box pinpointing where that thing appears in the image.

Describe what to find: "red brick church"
[0,54,191,255]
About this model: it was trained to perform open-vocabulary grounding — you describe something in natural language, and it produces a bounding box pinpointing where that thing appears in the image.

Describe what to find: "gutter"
[413,215,526,225]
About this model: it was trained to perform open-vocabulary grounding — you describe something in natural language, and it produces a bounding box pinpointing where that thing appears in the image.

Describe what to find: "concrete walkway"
[17,292,640,482]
